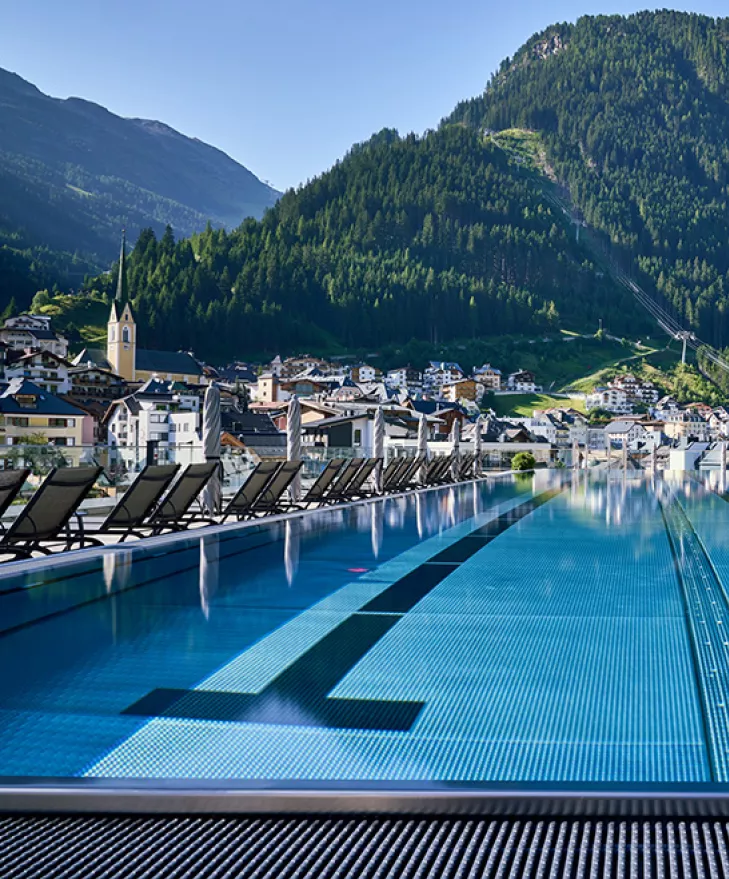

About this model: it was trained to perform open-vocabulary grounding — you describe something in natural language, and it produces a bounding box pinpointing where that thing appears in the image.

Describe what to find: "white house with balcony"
[104,378,200,461]
[5,350,71,394]
[423,362,464,394]
[586,387,632,414]
[0,314,69,359]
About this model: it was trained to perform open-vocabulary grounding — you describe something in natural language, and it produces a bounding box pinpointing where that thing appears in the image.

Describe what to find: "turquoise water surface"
[0,470,725,789]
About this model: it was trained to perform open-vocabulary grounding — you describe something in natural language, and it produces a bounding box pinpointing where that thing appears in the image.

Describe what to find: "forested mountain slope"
[0,67,278,267]
[88,125,638,360]
[448,10,729,348]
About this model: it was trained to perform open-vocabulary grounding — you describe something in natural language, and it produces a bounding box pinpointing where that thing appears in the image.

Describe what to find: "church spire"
[115,228,128,302]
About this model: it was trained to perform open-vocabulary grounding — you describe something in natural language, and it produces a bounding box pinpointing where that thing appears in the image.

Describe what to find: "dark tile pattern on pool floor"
[124,488,562,731]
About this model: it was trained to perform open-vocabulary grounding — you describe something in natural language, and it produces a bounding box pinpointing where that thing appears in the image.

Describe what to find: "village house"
[423,361,464,393]
[5,349,72,395]
[608,373,659,405]
[604,419,649,448]
[506,370,537,393]
[105,378,199,452]
[0,314,69,359]
[350,363,380,383]
[0,378,91,446]
[279,355,332,378]
[385,366,422,392]
[441,378,481,404]
[586,386,632,414]
[472,364,502,391]
[67,365,131,407]
[662,409,710,442]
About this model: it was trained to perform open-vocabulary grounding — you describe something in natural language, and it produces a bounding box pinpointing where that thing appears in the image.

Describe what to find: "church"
[74,232,203,385]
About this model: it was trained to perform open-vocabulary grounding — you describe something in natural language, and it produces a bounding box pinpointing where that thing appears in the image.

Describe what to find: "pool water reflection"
[0,471,727,790]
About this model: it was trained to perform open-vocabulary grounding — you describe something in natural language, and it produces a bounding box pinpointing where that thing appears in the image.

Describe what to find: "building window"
[353,428,362,446]
[122,326,131,344]
[8,417,29,428]
[48,418,67,428]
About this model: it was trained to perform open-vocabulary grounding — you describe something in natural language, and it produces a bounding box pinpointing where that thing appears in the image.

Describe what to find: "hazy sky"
[0,1,726,191]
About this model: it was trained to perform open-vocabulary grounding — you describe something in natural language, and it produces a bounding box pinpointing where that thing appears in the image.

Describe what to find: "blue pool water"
[0,470,727,789]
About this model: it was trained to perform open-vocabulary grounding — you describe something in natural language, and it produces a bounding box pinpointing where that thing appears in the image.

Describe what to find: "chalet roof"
[0,379,86,416]
[606,419,646,433]
[6,349,72,368]
[73,348,113,370]
[221,409,282,437]
[5,327,61,341]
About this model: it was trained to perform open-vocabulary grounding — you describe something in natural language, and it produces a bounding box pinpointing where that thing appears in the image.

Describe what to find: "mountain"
[447,10,729,350]
[83,125,639,361]
[0,67,279,267]
[41,11,729,363]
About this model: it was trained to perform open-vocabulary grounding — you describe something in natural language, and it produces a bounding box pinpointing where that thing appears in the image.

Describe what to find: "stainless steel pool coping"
[4,784,729,818]
[0,470,525,580]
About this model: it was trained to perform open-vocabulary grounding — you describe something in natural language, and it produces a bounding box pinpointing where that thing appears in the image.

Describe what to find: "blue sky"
[0,1,726,191]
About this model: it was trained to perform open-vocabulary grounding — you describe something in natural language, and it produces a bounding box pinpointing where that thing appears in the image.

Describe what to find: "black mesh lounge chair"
[457,452,476,481]
[344,458,380,500]
[146,461,219,534]
[382,458,410,494]
[0,469,30,534]
[0,466,103,559]
[378,458,402,494]
[247,461,303,517]
[322,458,364,504]
[76,464,181,544]
[426,455,453,486]
[219,460,282,521]
[390,455,425,493]
[421,456,442,486]
[287,458,346,509]
[381,457,410,493]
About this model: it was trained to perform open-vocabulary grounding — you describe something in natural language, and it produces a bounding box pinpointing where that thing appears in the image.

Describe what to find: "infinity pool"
[0,470,727,792]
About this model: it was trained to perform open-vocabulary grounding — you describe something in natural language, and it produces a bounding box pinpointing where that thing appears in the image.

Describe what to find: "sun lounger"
[247,461,303,517]
[381,457,411,493]
[322,458,365,504]
[219,460,282,521]
[426,455,453,486]
[286,458,346,509]
[0,466,102,559]
[378,458,402,494]
[457,452,476,480]
[75,464,181,544]
[146,461,219,534]
[390,455,425,492]
[344,458,381,500]
[0,469,30,534]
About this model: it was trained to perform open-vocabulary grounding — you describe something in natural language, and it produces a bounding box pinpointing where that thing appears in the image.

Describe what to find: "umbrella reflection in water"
[199,534,220,619]
[370,501,383,559]
[284,519,300,587]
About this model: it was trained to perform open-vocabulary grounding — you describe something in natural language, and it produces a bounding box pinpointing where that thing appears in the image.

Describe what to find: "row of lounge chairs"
[0,450,485,561]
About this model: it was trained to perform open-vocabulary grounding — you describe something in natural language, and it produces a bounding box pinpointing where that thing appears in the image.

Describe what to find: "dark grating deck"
[3,815,729,878]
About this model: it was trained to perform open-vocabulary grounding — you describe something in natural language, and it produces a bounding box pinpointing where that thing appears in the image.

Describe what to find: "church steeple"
[115,228,128,302]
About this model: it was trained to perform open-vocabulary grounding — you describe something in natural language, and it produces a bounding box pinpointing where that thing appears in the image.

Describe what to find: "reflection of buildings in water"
[386,497,407,530]
[199,534,220,617]
[566,473,661,528]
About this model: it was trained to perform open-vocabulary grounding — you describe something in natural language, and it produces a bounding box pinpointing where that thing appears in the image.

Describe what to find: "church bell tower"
[107,230,135,380]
